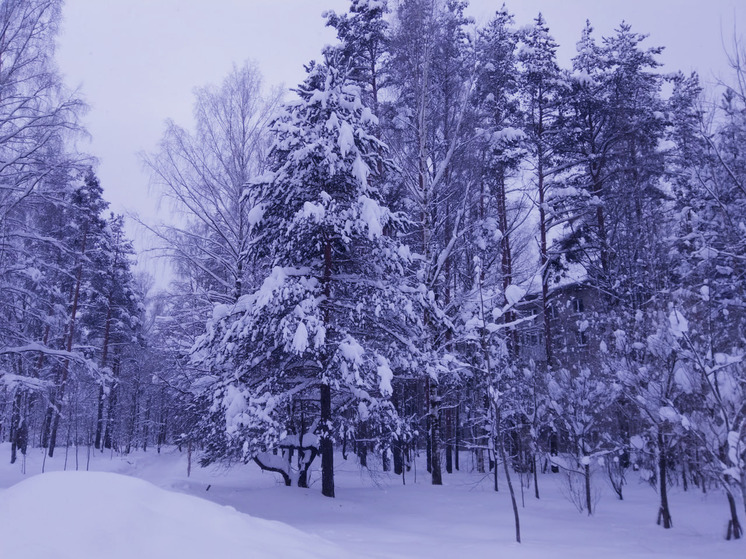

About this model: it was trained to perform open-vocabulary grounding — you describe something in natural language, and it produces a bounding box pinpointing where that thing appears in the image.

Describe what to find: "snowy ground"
[0,444,744,558]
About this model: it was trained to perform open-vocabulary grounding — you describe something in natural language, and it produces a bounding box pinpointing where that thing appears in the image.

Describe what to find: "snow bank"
[0,471,350,559]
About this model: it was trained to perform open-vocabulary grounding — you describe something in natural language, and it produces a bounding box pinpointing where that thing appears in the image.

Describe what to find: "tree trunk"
[297,446,317,488]
[535,148,554,367]
[584,460,592,516]
[94,300,113,450]
[393,437,403,476]
[425,377,432,474]
[550,431,559,473]
[741,473,746,525]
[9,391,22,464]
[726,490,743,540]
[429,379,442,485]
[357,422,368,467]
[382,448,390,472]
[320,383,335,498]
[142,395,151,451]
[320,235,335,498]
[49,224,89,458]
[445,408,453,474]
[657,431,672,528]
[455,404,460,471]
[94,384,105,451]
[499,420,521,543]
[104,375,119,450]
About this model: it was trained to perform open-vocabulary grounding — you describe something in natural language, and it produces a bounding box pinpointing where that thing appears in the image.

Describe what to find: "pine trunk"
[94,385,105,450]
[320,382,334,498]
[584,461,592,515]
[9,391,22,464]
[94,300,113,449]
[429,379,442,485]
[49,225,88,457]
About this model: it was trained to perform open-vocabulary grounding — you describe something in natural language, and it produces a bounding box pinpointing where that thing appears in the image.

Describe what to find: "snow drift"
[0,471,350,559]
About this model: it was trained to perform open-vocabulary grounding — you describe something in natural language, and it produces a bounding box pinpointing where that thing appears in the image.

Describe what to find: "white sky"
[55,0,745,271]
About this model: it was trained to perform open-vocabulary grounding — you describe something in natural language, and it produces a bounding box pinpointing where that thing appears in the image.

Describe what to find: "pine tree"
[87,214,142,450]
[553,22,678,523]
[324,0,389,114]
[43,171,110,457]
[194,57,419,497]
[468,8,541,507]
[554,22,669,298]
[516,13,564,367]
[384,0,477,486]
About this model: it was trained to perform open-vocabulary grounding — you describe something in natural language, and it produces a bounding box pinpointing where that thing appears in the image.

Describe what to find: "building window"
[575,330,588,346]
[573,297,584,313]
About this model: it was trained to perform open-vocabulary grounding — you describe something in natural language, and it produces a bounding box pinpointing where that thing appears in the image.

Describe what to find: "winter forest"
[1,0,746,555]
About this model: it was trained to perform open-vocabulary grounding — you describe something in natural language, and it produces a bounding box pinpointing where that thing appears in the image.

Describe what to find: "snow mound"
[0,471,350,559]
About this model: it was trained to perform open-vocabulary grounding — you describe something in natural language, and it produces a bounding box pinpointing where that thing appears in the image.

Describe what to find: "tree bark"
[9,391,22,464]
[319,235,335,498]
[104,360,120,450]
[49,224,89,457]
[445,408,453,474]
[393,437,403,476]
[585,460,592,515]
[320,383,334,498]
[657,431,672,528]
[94,385,105,451]
[499,420,521,543]
[95,299,113,449]
[726,490,742,540]
[429,379,442,485]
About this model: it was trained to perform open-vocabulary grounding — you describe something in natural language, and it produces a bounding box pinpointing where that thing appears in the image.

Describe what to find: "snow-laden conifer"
[194,57,420,497]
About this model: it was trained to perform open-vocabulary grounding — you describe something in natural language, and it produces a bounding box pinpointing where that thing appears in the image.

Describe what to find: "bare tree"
[0,0,86,461]
[142,62,283,304]
[0,0,84,224]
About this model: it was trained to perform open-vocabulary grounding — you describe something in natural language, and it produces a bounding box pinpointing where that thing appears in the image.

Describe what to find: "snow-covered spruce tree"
[194,58,419,498]
[86,214,143,451]
[549,24,681,520]
[42,171,110,457]
[324,0,394,470]
[458,7,522,476]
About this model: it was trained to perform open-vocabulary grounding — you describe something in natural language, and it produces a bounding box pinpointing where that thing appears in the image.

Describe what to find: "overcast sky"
[55,0,745,271]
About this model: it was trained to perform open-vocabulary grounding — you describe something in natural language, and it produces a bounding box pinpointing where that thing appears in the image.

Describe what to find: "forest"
[1,0,745,545]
